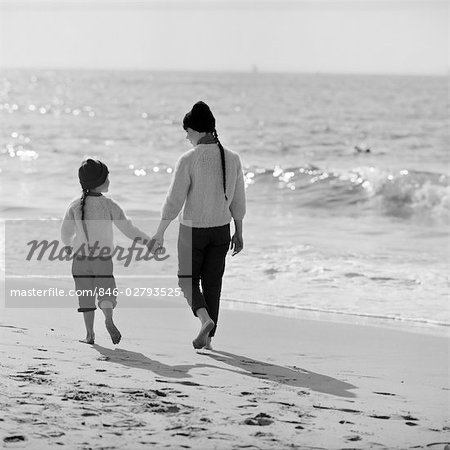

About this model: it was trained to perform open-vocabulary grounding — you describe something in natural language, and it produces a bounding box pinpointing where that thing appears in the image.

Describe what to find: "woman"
[152,101,246,350]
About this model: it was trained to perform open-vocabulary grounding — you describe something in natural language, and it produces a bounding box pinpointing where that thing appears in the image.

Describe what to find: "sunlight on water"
[0,70,448,331]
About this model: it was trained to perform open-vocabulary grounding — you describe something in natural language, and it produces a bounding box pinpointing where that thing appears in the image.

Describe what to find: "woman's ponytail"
[213,129,228,201]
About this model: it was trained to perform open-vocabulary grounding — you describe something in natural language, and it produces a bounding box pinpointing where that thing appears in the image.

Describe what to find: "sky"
[0,0,448,75]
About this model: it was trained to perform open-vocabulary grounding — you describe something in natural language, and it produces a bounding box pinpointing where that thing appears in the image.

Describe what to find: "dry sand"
[1,291,449,449]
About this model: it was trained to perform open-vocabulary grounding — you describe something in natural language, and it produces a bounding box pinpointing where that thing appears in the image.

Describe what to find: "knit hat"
[78,159,109,190]
[183,101,216,132]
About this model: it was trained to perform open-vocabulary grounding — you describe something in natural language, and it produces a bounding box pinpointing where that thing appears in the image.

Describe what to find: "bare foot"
[192,320,214,349]
[203,335,213,350]
[105,320,121,345]
[79,334,95,345]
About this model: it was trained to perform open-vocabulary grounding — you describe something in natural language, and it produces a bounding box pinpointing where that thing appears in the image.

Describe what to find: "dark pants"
[177,223,231,337]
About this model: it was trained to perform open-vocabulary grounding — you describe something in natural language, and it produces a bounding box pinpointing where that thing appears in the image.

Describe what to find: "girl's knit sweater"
[61,195,151,254]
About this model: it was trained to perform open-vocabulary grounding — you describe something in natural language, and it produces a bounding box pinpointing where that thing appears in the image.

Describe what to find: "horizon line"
[0,66,447,77]
[0,0,446,11]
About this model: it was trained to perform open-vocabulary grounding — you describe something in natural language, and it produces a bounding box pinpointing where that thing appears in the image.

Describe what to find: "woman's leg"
[177,225,214,348]
[201,224,231,340]
[178,225,207,312]
[201,242,229,338]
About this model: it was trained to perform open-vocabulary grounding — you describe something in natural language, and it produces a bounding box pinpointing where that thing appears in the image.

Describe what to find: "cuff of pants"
[192,305,209,317]
[78,307,97,312]
[178,276,207,317]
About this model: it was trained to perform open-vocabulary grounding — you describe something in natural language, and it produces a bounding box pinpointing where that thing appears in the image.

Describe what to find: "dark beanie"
[78,159,109,190]
[183,101,216,132]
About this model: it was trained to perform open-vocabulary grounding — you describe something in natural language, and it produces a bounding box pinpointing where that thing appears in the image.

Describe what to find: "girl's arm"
[61,205,75,247]
[109,200,153,248]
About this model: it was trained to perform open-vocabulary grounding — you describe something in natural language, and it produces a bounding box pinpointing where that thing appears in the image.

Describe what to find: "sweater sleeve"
[229,154,246,220]
[61,204,76,246]
[109,199,151,245]
[161,153,192,220]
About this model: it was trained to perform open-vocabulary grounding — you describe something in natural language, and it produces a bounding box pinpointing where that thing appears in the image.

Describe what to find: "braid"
[213,129,228,201]
[80,189,88,221]
[80,188,89,244]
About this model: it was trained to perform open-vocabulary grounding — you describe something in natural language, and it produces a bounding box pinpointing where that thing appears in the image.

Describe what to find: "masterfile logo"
[3,219,192,308]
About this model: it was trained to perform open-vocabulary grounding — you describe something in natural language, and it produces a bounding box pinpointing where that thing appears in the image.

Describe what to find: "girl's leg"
[95,257,121,345]
[99,300,121,345]
[80,310,95,344]
[73,256,96,344]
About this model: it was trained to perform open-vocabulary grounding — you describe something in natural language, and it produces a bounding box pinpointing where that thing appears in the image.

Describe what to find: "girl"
[152,101,246,350]
[61,159,156,345]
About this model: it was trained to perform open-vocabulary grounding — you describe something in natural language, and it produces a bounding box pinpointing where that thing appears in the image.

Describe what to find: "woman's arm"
[161,153,191,222]
[229,155,246,220]
[155,153,192,245]
[229,155,246,255]
[230,218,243,256]
[152,218,172,247]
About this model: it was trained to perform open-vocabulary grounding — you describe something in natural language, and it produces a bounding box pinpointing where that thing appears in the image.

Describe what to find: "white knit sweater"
[162,144,246,228]
[61,195,151,254]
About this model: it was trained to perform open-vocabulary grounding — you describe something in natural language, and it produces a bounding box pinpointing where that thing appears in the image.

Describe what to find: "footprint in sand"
[3,435,27,447]
[152,404,181,414]
[113,418,145,428]
[243,413,273,426]
[155,379,200,387]
[402,414,419,422]
[9,367,54,385]
[374,391,397,396]
[347,435,362,442]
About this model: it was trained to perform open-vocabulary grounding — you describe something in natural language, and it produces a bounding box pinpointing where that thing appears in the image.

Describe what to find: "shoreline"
[1,276,448,339]
[220,297,450,338]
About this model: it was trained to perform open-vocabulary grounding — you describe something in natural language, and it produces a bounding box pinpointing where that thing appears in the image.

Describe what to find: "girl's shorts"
[72,255,117,312]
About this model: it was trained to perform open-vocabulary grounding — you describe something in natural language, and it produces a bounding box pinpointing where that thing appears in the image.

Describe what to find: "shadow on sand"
[199,350,357,398]
[93,344,220,380]
[92,345,356,397]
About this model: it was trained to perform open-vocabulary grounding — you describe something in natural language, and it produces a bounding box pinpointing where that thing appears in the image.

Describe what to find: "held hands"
[148,233,165,256]
[230,233,243,256]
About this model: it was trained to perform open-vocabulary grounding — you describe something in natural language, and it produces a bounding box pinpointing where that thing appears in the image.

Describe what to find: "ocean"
[0,70,448,332]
